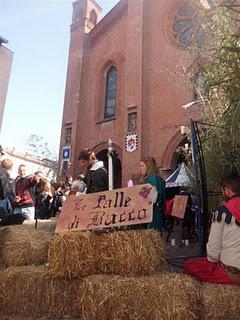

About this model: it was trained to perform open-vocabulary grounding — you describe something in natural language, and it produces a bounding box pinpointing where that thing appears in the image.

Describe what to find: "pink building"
[0,36,13,133]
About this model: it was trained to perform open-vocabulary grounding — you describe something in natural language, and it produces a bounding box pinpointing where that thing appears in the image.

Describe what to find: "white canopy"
[166,163,192,188]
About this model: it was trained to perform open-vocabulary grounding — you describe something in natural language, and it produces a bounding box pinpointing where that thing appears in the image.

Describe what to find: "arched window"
[104,66,117,119]
[90,9,97,26]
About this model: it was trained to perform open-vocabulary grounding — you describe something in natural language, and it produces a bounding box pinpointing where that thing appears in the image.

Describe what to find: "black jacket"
[50,191,63,216]
[0,166,15,204]
[35,193,52,219]
[84,160,108,194]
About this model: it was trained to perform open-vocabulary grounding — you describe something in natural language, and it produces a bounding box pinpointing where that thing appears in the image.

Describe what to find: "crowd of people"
[0,145,240,285]
[0,147,167,230]
[0,158,66,222]
[0,147,110,222]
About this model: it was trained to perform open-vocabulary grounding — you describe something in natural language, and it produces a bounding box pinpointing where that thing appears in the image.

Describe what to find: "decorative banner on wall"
[125,133,138,152]
[55,184,153,233]
[62,146,71,160]
[171,195,188,219]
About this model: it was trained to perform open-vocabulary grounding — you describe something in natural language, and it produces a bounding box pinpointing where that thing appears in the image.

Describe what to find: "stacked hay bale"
[0,225,53,267]
[0,265,82,319]
[80,273,201,320]
[2,225,239,319]
[201,283,240,320]
[48,229,165,278]
[95,229,165,275]
[48,229,201,320]
[0,224,83,320]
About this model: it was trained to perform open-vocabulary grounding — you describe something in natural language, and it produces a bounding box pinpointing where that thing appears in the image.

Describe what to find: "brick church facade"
[59,0,201,186]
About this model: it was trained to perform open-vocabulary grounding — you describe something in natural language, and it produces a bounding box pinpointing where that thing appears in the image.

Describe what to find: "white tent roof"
[166,163,192,188]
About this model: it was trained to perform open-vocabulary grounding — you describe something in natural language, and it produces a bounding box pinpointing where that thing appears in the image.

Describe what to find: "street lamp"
[108,138,113,191]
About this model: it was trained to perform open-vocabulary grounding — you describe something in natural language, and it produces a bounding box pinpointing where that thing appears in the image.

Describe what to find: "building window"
[172,4,204,46]
[104,66,117,119]
[128,112,137,132]
[65,125,72,144]
[90,9,97,26]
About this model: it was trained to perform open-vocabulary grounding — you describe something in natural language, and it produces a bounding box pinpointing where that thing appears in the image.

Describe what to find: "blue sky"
[0,0,119,156]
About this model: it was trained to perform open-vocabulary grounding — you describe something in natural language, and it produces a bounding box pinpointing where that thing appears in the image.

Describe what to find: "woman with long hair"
[139,156,166,232]
[35,178,52,219]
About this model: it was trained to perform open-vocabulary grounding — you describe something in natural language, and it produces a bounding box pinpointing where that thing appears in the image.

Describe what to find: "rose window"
[172,4,205,46]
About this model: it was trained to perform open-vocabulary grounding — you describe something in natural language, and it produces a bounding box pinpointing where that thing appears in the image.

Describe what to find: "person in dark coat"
[0,158,15,215]
[78,148,108,194]
[49,183,63,217]
[35,178,52,219]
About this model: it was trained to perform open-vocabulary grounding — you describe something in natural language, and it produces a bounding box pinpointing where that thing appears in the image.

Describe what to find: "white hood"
[89,160,104,171]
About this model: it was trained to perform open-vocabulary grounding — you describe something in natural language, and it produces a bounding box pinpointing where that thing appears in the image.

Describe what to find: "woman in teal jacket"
[139,156,166,231]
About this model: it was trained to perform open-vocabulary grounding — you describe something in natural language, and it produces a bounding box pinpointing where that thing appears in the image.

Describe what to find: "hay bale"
[0,265,83,319]
[23,218,57,234]
[80,273,201,320]
[49,231,96,279]
[95,229,165,275]
[0,226,53,267]
[201,283,240,320]
[48,229,165,279]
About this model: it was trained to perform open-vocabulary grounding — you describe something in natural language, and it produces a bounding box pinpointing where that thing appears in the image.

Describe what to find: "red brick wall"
[59,0,201,185]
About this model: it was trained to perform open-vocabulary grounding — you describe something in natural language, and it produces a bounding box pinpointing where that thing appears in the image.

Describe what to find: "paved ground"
[162,225,200,273]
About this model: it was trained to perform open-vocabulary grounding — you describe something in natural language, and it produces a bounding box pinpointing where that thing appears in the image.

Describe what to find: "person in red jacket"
[14,164,40,220]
